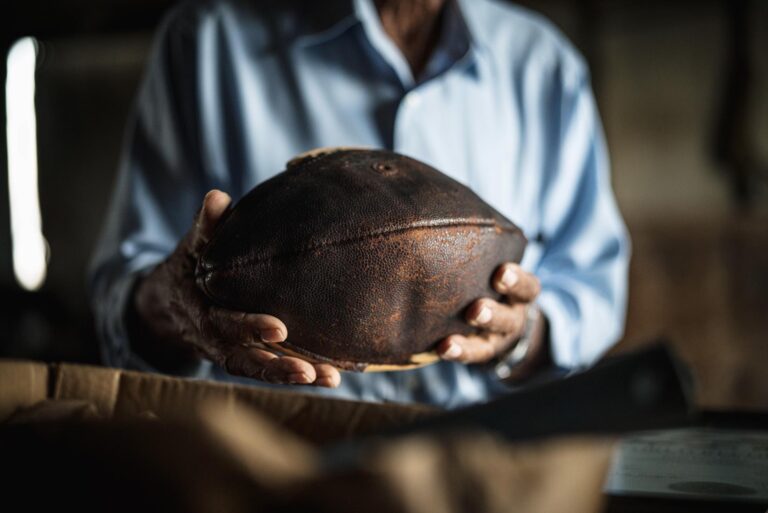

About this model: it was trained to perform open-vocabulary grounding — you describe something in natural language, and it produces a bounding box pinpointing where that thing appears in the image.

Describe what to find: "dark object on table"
[324,342,696,470]
[196,148,526,371]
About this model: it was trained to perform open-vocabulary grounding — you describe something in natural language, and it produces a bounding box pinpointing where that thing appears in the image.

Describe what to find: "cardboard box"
[0,359,614,513]
[0,359,433,443]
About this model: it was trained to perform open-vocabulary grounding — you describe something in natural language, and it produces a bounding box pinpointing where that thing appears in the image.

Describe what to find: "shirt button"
[120,240,137,258]
[404,92,422,109]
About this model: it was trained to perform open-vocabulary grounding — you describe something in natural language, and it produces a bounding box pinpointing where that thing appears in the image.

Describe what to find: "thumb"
[191,189,232,251]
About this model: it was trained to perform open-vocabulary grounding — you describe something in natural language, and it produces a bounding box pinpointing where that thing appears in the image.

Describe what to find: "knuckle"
[473,344,495,363]
[457,351,473,364]
[222,351,242,376]
[210,309,252,345]
[197,315,218,344]
[508,311,524,335]
[263,361,293,384]
[458,336,488,363]
[223,347,263,379]
[487,304,513,332]
[260,370,278,384]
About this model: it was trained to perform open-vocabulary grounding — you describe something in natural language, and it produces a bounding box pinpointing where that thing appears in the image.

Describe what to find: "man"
[89,0,629,409]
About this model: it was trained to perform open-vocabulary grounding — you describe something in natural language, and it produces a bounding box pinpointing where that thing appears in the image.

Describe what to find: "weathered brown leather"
[196,149,526,371]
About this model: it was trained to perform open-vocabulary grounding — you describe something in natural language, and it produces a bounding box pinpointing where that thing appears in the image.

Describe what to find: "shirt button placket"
[393,89,422,153]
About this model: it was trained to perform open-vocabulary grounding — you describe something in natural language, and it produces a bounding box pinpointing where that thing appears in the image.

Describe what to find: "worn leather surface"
[196,149,526,370]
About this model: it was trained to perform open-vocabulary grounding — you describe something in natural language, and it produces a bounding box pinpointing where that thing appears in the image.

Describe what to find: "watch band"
[494,303,541,380]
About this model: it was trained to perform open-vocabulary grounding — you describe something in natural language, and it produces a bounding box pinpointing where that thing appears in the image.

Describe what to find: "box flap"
[53,363,121,418]
[0,360,49,422]
[46,361,434,443]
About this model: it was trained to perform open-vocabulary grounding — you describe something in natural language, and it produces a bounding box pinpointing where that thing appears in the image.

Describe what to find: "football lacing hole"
[372,163,398,176]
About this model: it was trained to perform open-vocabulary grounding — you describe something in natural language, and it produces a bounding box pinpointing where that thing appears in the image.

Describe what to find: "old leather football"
[196,149,526,371]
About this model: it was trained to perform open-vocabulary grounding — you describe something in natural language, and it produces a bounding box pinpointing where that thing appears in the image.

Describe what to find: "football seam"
[201,217,522,273]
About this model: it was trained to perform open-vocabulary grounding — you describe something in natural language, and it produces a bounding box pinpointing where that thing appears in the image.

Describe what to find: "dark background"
[0,0,766,409]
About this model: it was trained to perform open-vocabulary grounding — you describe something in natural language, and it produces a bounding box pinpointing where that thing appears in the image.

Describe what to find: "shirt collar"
[413,0,478,84]
[293,0,483,85]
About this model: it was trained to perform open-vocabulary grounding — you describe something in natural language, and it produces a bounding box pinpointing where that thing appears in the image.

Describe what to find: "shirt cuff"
[536,286,583,370]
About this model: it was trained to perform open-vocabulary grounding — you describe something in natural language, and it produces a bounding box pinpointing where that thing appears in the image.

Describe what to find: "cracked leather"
[196,149,526,371]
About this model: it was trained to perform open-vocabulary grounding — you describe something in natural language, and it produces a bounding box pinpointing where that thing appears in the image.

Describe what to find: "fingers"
[223,346,341,387]
[263,358,340,388]
[192,189,232,250]
[437,332,513,364]
[222,345,277,378]
[263,356,317,384]
[313,363,342,388]
[465,298,526,336]
[224,346,312,383]
[209,310,341,388]
[208,307,287,345]
[492,263,541,303]
[183,190,342,388]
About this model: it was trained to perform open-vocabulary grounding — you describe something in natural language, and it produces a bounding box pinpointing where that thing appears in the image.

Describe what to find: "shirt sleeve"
[534,66,631,369]
[87,6,214,376]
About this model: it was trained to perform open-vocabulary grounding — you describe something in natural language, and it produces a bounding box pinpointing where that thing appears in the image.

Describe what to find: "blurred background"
[0,0,766,409]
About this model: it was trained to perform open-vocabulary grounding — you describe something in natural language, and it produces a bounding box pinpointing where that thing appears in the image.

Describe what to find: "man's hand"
[130,190,341,388]
[436,263,549,380]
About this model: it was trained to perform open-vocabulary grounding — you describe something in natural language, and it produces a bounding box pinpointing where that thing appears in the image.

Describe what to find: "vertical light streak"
[6,37,47,291]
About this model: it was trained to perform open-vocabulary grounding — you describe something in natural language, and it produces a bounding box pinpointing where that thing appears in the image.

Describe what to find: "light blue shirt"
[88,0,630,409]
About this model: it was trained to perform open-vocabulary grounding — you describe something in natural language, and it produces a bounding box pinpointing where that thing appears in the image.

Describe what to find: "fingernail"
[286,372,312,384]
[201,191,213,210]
[443,341,462,359]
[475,305,492,325]
[260,328,286,343]
[501,267,518,289]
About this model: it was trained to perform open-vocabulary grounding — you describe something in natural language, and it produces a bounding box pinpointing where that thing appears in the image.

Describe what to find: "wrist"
[493,303,551,383]
[126,269,203,373]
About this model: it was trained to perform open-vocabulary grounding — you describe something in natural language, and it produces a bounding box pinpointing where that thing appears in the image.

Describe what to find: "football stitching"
[202,217,521,273]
